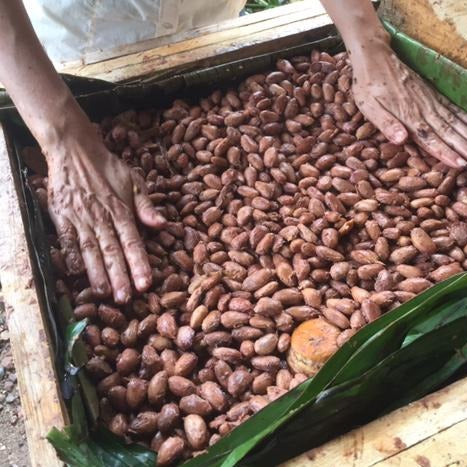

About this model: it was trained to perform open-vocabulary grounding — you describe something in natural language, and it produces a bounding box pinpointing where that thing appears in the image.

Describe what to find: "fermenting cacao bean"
[38,49,467,463]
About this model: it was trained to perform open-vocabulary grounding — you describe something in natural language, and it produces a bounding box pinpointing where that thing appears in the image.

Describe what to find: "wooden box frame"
[0,3,466,466]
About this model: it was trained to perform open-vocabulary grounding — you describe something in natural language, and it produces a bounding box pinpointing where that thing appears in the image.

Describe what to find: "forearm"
[0,1,92,162]
[320,0,391,64]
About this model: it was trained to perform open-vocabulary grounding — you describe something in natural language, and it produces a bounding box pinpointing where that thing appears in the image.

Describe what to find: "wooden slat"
[375,419,467,466]
[60,1,319,68]
[1,3,466,465]
[59,1,332,82]
[0,123,67,467]
[283,377,467,466]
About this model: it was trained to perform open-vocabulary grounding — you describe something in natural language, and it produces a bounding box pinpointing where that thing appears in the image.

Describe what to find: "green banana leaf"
[242,315,467,466]
[3,15,465,467]
[47,426,156,467]
[47,299,151,466]
[184,273,467,467]
[46,273,467,467]
[65,319,88,370]
[383,20,467,111]
[62,308,99,424]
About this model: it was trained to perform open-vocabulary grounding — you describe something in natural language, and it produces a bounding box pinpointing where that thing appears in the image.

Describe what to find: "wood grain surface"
[283,377,467,466]
[380,0,467,68]
[0,123,66,467]
[59,2,334,82]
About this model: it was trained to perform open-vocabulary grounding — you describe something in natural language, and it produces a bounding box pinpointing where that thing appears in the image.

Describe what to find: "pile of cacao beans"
[31,49,467,465]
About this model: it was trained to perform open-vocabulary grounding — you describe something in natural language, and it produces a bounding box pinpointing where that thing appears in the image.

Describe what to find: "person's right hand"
[47,131,166,304]
[350,37,467,168]
[0,0,166,303]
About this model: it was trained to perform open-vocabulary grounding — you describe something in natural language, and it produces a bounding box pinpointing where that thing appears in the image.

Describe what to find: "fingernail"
[457,158,467,168]
[394,130,407,144]
[155,214,167,227]
[116,289,129,304]
[136,276,150,291]
[95,284,110,297]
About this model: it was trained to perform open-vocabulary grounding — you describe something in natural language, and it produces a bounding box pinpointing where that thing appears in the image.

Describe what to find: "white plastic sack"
[24,0,246,66]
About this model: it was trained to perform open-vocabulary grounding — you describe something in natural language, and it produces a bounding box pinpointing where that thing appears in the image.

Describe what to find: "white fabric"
[24,0,246,65]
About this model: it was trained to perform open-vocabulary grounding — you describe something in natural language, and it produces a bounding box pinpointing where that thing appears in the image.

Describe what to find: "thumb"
[382,121,408,146]
[135,192,167,228]
[131,172,167,229]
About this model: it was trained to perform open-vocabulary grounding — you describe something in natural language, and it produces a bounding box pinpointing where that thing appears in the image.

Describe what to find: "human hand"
[47,132,166,304]
[0,0,168,303]
[350,39,467,168]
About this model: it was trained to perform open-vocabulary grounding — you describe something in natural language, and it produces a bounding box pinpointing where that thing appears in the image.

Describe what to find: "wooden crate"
[0,3,466,466]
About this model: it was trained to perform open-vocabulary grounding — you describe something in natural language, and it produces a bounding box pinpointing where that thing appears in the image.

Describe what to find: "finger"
[112,209,153,293]
[435,93,467,125]
[374,94,464,168]
[362,98,408,145]
[131,172,167,229]
[411,121,463,169]
[93,214,132,304]
[424,108,467,160]
[410,85,467,158]
[135,193,167,228]
[51,215,84,275]
[434,103,467,142]
[77,223,111,298]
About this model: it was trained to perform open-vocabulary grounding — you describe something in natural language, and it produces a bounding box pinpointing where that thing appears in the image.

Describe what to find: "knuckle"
[59,222,75,237]
[440,123,451,133]
[132,173,149,195]
[95,219,117,238]
[102,242,122,257]
[65,251,84,274]
[123,237,144,252]
[131,169,144,184]
[415,122,431,140]
[116,201,133,219]
[92,282,111,297]
[108,195,134,219]
[57,226,77,248]
[444,112,456,124]
[80,237,99,252]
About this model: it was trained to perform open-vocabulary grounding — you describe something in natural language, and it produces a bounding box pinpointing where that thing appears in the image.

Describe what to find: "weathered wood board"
[0,123,67,467]
[380,0,467,68]
[0,2,466,466]
[58,2,334,83]
[283,377,467,466]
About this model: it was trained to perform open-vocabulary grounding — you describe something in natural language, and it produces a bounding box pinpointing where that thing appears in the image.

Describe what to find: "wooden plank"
[0,123,67,467]
[59,2,333,82]
[379,0,467,68]
[374,419,467,466]
[60,1,321,68]
[1,4,465,465]
[283,377,467,466]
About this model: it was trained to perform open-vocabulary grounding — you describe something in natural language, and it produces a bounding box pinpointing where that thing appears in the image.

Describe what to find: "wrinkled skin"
[0,2,168,304]
[351,42,467,168]
[321,0,467,168]
[47,137,166,304]
[1,0,466,306]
